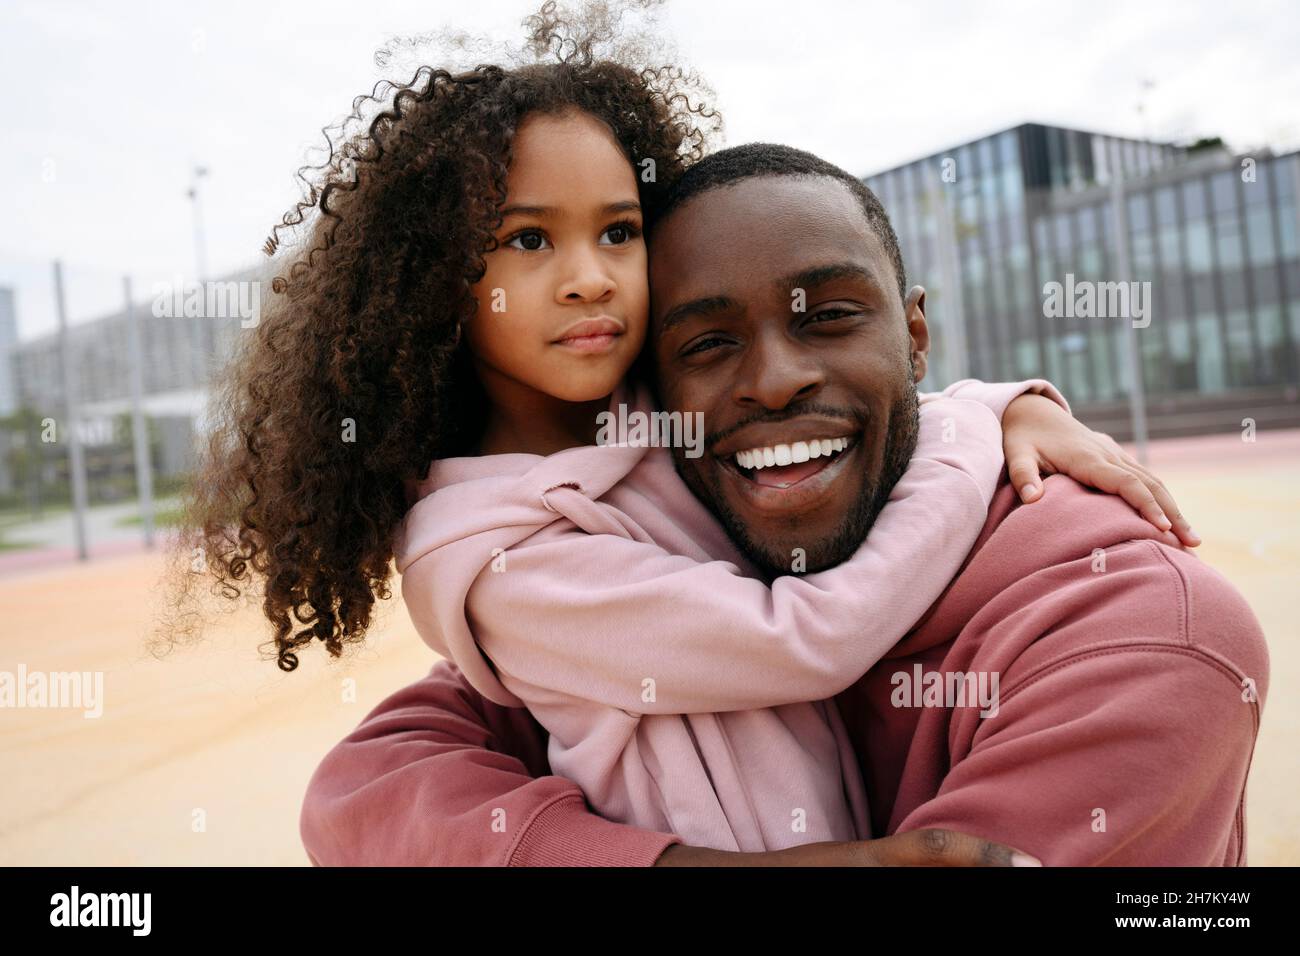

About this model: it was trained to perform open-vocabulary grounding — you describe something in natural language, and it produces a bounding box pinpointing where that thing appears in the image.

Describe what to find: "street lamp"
[186,165,210,384]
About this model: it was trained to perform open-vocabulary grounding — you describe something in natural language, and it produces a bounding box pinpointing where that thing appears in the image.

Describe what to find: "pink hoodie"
[302,473,1268,866]
[390,377,1062,851]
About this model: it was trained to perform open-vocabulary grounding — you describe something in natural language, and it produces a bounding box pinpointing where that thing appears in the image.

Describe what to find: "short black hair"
[652,142,908,304]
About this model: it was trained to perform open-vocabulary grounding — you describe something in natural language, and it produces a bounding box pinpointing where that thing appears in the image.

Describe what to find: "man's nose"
[731,329,826,410]
[555,245,616,304]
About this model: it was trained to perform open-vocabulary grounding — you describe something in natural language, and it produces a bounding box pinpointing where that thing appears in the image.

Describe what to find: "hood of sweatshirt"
[393,377,661,706]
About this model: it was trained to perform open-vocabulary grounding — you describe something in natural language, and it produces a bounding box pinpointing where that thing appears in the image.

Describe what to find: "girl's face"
[466,109,648,405]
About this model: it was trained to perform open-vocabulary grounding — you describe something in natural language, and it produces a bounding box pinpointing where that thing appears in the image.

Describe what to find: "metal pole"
[53,260,89,560]
[123,276,155,547]
[1107,147,1150,463]
[931,181,969,383]
[188,166,210,384]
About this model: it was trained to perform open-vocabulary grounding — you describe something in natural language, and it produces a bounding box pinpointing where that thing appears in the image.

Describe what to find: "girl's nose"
[556,246,616,303]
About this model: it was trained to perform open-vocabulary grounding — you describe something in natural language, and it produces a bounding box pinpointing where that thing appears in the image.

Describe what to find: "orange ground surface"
[1,429,1296,865]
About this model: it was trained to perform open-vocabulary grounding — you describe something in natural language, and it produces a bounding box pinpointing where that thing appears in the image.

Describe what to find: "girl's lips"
[553,317,626,354]
[554,331,623,353]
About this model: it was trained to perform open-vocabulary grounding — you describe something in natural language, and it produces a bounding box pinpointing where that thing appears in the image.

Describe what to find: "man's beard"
[678,372,921,580]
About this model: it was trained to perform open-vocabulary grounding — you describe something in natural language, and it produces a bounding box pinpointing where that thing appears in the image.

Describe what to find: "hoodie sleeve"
[299,661,683,867]
[888,520,1267,866]
[402,396,1005,715]
[919,377,1071,420]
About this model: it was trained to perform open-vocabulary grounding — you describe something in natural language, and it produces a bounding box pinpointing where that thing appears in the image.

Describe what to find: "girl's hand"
[1001,393,1201,547]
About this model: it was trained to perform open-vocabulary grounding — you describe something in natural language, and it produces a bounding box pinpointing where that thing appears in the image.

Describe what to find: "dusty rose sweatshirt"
[302,473,1268,866]
[389,378,1062,852]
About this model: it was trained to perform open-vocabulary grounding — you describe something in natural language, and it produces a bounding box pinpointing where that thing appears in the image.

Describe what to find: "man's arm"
[301,660,1042,867]
[884,498,1269,865]
[299,660,683,866]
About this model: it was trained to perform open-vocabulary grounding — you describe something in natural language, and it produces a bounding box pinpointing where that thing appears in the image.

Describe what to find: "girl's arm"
[1000,394,1199,546]
[406,395,1004,716]
[925,378,1198,546]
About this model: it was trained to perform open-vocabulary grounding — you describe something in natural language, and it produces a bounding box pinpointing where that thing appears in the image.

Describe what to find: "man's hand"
[654,829,1042,866]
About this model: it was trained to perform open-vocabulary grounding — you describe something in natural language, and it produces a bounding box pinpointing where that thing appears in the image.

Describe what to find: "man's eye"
[683,335,729,356]
[807,308,859,325]
[599,220,642,246]
[506,230,550,251]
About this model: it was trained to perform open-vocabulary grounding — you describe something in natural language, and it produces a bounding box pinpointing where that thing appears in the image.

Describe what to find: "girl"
[165,4,1195,851]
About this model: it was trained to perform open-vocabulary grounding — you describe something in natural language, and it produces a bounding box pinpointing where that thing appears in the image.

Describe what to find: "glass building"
[5,265,262,480]
[863,123,1300,437]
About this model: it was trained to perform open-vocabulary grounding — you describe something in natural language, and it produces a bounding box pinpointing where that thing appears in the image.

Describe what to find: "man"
[299,144,1268,866]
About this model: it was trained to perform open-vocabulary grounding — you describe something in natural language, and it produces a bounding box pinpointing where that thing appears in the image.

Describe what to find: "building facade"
[4,266,260,488]
[864,123,1300,437]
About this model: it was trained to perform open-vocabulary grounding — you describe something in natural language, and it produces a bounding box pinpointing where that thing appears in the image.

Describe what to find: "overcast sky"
[3,0,1297,339]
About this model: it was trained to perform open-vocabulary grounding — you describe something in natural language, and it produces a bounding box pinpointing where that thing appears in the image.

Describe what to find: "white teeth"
[734,436,854,471]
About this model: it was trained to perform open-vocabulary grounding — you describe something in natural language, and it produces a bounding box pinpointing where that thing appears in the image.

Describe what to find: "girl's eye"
[599,220,642,246]
[506,230,550,252]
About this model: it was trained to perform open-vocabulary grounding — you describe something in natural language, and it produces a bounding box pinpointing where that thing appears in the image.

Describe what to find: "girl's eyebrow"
[499,199,642,219]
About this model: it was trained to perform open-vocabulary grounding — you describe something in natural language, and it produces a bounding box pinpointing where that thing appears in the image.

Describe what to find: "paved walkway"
[1,431,1296,864]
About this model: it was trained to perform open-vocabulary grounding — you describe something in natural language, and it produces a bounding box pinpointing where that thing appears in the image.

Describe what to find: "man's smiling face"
[649,174,931,576]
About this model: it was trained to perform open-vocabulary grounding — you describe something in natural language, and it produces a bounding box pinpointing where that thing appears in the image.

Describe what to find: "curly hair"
[153,0,721,671]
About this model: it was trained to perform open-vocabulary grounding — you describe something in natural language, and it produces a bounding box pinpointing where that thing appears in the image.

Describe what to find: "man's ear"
[904,285,930,383]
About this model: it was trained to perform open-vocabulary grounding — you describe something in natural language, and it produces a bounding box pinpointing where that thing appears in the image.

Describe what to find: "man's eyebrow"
[498,200,642,219]
[658,295,739,335]
[776,262,881,293]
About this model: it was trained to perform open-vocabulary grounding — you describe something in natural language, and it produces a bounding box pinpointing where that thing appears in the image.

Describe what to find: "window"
[1195,313,1227,393]
[1061,332,1091,402]
[1216,211,1245,271]
[1211,171,1238,215]
[979,138,998,213]
[1155,186,1177,227]
[1158,225,1182,274]
[1243,161,1271,205]
[1279,198,1299,258]
[1169,317,1193,361]
[1131,231,1156,280]
[1078,205,1098,242]
[1257,304,1287,383]
[1246,206,1277,266]
[1181,179,1207,219]
[1053,212,1072,258]
[1092,137,1110,185]
[1185,220,1213,273]
[1091,326,1117,398]
[1127,193,1152,233]
[1141,324,1168,393]
[1274,157,1297,203]
[1224,308,1254,383]
[999,131,1022,206]
[1015,339,1039,378]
